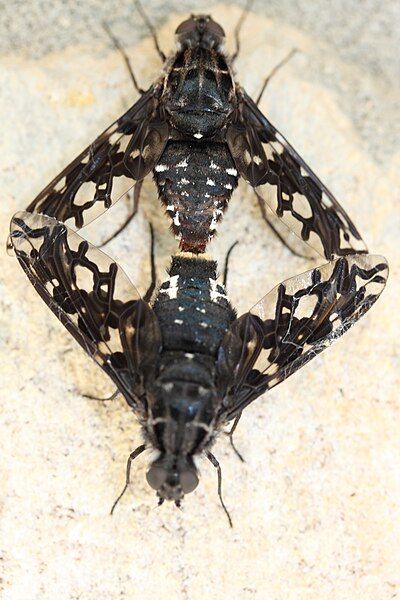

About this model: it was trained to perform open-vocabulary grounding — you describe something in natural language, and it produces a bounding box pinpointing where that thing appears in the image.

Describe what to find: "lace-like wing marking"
[26,88,168,230]
[9,211,161,409]
[227,91,367,260]
[218,254,388,419]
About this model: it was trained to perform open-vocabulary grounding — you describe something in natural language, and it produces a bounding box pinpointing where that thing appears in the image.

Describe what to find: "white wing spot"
[206,179,216,186]
[292,193,313,219]
[174,319,183,325]
[322,192,334,208]
[300,166,309,178]
[155,164,168,172]
[194,133,203,139]
[226,167,237,176]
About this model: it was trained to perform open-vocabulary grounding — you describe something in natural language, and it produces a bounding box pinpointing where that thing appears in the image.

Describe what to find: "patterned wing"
[217,254,388,420]
[226,90,367,260]
[9,211,161,409]
[26,86,169,230]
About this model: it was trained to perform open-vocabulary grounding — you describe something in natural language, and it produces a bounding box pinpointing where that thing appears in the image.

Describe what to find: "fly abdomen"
[153,142,238,253]
[153,253,236,356]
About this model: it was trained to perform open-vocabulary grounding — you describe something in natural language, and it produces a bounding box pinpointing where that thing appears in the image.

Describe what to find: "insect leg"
[232,0,255,61]
[110,443,147,514]
[83,389,120,402]
[134,0,166,62]
[226,413,245,462]
[99,180,142,247]
[143,222,157,303]
[255,48,298,105]
[102,22,145,94]
[206,451,233,528]
[222,240,239,288]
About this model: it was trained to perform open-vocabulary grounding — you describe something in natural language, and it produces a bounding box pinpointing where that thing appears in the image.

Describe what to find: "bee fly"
[23,1,366,260]
[9,211,388,524]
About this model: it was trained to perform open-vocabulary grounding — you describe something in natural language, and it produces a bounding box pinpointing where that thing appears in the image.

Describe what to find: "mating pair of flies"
[9,4,389,525]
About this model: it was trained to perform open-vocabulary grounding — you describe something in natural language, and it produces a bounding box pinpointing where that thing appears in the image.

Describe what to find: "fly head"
[146,453,199,504]
[175,15,225,50]
[145,359,219,503]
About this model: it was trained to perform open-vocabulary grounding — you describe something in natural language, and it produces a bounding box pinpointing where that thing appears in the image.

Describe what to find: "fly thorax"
[147,357,218,455]
[165,47,234,139]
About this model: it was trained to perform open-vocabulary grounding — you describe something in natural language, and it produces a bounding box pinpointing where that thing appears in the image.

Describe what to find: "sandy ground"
[1,4,399,599]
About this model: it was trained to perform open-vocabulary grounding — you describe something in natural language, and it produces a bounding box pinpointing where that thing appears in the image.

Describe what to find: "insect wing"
[227,91,367,260]
[26,87,169,230]
[218,254,388,419]
[9,211,161,408]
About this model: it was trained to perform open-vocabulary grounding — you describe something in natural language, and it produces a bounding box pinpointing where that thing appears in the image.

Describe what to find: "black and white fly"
[23,4,366,258]
[9,211,388,523]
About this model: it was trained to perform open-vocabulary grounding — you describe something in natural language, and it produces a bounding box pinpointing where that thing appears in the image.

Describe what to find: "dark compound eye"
[146,464,167,491]
[180,468,199,494]
[175,18,197,36]
[206,20,225,39]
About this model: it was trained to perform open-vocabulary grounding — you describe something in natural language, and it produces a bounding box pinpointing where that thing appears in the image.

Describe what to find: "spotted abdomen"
[153,253,236,356]
[153,142,238,253]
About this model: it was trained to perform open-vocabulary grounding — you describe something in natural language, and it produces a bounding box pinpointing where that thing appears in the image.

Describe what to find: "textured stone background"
[1,2,399,599]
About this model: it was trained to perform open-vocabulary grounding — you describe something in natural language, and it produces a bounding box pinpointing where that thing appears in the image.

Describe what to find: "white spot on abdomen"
[210,208,223,231]
[176,158,189,168]
[209,278,228,302]
[161,274,179,299]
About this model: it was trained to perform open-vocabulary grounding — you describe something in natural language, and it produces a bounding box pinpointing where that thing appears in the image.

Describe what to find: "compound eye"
[175,18,196,35]
[207,20,225,39]
[180,469,199,494]
[146,464,167,491]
